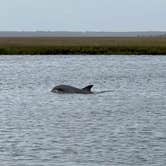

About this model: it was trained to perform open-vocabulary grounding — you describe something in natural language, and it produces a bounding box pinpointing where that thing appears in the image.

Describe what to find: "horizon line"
[0,30,166,33]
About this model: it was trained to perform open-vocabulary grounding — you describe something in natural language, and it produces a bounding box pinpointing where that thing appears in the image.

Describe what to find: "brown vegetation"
[0,37,166,55]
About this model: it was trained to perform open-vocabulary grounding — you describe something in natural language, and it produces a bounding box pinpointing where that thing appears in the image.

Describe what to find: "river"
[0,55,166,166]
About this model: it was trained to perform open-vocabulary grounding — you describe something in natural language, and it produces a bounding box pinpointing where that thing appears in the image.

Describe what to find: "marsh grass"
[0,37,166,55]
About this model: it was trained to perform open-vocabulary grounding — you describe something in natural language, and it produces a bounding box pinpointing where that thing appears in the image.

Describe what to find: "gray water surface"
[0,55,166,166]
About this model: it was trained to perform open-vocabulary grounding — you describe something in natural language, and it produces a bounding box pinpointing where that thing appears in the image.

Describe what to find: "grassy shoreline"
[0,37,166,55]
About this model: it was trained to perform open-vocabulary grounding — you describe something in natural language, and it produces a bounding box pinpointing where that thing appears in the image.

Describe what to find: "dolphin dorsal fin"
[82,85,93,92]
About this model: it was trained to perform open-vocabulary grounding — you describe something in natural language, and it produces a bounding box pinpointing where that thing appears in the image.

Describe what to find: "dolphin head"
[51,85,65,93]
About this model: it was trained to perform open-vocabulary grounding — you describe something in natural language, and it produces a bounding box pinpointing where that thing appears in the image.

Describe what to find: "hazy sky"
[0,0,166,31]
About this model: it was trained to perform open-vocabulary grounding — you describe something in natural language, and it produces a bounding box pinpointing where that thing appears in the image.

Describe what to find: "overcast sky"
[0,0,166,31]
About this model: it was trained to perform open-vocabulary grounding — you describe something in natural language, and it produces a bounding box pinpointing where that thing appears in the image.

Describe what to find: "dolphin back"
[51,84,94,94]
[82,85,93,92]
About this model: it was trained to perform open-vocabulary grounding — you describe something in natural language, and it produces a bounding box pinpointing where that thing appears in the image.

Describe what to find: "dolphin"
[51,84,94,94]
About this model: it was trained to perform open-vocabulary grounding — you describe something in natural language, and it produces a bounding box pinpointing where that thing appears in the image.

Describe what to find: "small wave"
[94,90,114,94]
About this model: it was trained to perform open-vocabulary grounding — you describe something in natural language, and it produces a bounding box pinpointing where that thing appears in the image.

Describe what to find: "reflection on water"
[0,55,166,166]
